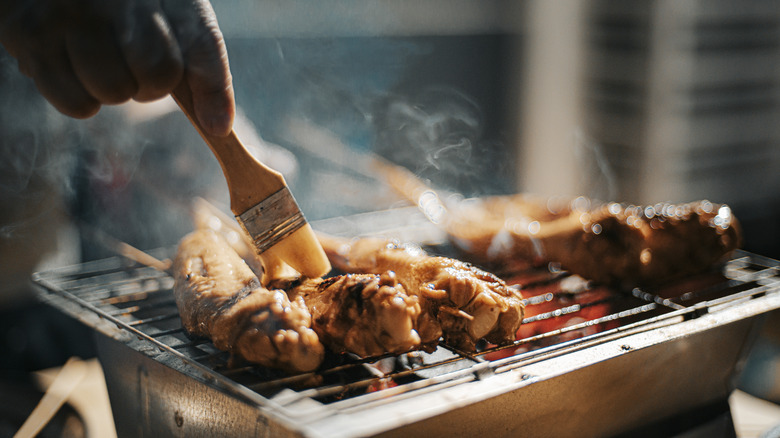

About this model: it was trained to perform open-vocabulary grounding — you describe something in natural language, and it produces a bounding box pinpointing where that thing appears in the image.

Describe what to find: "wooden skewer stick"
[14,358,87,438]
[88,227,172,273]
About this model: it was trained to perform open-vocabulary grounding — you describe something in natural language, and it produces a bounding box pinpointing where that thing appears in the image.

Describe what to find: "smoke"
[0,52,83,301]
[572,129,619,202]
[374,85,507,198]
[383,86,481,172]
[2,32,513,263]
[0,52,217,262]
[0,53,79,235]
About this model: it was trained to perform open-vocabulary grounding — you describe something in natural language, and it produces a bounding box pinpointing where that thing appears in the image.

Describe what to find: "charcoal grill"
[32,209,780,437]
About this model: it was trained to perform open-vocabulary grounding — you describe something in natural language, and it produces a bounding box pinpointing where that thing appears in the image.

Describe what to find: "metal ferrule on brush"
[236,187,307,254]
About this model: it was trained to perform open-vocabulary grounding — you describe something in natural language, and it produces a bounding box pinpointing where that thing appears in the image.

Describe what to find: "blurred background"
[2,0,780,433]
[214,0,780,257]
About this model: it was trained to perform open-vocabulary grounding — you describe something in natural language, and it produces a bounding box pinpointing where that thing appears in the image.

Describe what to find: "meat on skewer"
[180,199,523,366]
[174,229,424,371]
[443,196,742,287]
[318,235,525,352]
[271,273,422,358]
[375,161,742,287]
[190,197,297,282]
[173,229,325,373]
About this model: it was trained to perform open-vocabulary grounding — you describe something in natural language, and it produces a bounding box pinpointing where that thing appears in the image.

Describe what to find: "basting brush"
[171,84,331,278]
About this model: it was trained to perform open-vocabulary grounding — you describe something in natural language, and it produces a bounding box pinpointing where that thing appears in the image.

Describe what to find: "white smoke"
[573,129,619,202]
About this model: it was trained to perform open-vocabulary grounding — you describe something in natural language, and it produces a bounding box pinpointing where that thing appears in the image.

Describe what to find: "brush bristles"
[261,223,332,278]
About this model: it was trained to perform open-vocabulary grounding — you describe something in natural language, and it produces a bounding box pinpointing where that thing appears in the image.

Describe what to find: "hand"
[0,0,235,136]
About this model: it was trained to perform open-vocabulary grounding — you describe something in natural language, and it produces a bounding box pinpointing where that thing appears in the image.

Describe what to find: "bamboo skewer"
[14,358,87,438]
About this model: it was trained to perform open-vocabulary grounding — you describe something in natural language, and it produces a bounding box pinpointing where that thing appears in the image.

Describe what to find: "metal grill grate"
[32,248,780,412]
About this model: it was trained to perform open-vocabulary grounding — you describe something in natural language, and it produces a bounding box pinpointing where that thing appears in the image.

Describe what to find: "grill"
[32,211,780,437]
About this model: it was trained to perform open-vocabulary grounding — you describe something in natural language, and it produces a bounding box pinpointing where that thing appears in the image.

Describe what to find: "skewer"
[89,227,172,273]
[13,357,87,438]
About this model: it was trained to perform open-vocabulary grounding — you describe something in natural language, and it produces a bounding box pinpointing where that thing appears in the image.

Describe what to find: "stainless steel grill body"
[34,244,780,437]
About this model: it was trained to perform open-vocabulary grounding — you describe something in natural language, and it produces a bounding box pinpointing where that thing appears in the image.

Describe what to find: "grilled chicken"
[271,272,422,358]
[444,196,742,287]
[174,229,423,371]
[375,160,741,287]
[173,229,325,373]
[181,198,521,362]
[190,197,298,282]
[319,235,525,351]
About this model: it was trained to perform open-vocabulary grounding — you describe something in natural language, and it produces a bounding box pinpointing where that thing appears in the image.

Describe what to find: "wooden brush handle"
[171,83,332,278]
[171,83,285,214]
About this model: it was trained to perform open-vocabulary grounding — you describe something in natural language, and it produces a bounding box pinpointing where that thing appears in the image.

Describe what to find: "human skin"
[0,0,235,136]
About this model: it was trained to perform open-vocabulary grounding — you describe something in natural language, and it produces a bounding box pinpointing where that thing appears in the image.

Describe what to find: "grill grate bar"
[127,312,180,327]
[64,270,171,301]
[521,292,557,307]
[511,271,573,289]
[99,287,173,305]
[169,338,212,350]
[521,297,605,324]
[497,301,660,353]
[247,353,409,394]
[190,350,228,363]
[326,365,488,413]
[631,288,687,310]
[32,249,780,411]
[108,299,178,317]
[150,327,186,337]
[708,282,780,308]
[672,279,743,304]
[246,371,325,393]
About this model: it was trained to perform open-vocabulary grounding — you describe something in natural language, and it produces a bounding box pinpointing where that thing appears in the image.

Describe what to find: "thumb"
[164,0,235,136]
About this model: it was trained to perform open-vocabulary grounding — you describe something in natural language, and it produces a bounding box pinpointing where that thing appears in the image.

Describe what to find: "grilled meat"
[272,272,422,358]
[318,235,525,351]
[190,197,298,282]
[173,229,325,373]
[444,196,742,287]
[174,229,423,371]
[180,198,520,360]
[376,160,741,287]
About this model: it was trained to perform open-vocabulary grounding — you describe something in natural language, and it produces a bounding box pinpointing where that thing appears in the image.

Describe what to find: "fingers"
[26,44,101,119]
[66,22,139,105]
[0,2,99,117]
[186,37,235,137]
[162,0,235,136]
[1,0,233,133]
[68,0,184,104]
[114,0,183,102]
